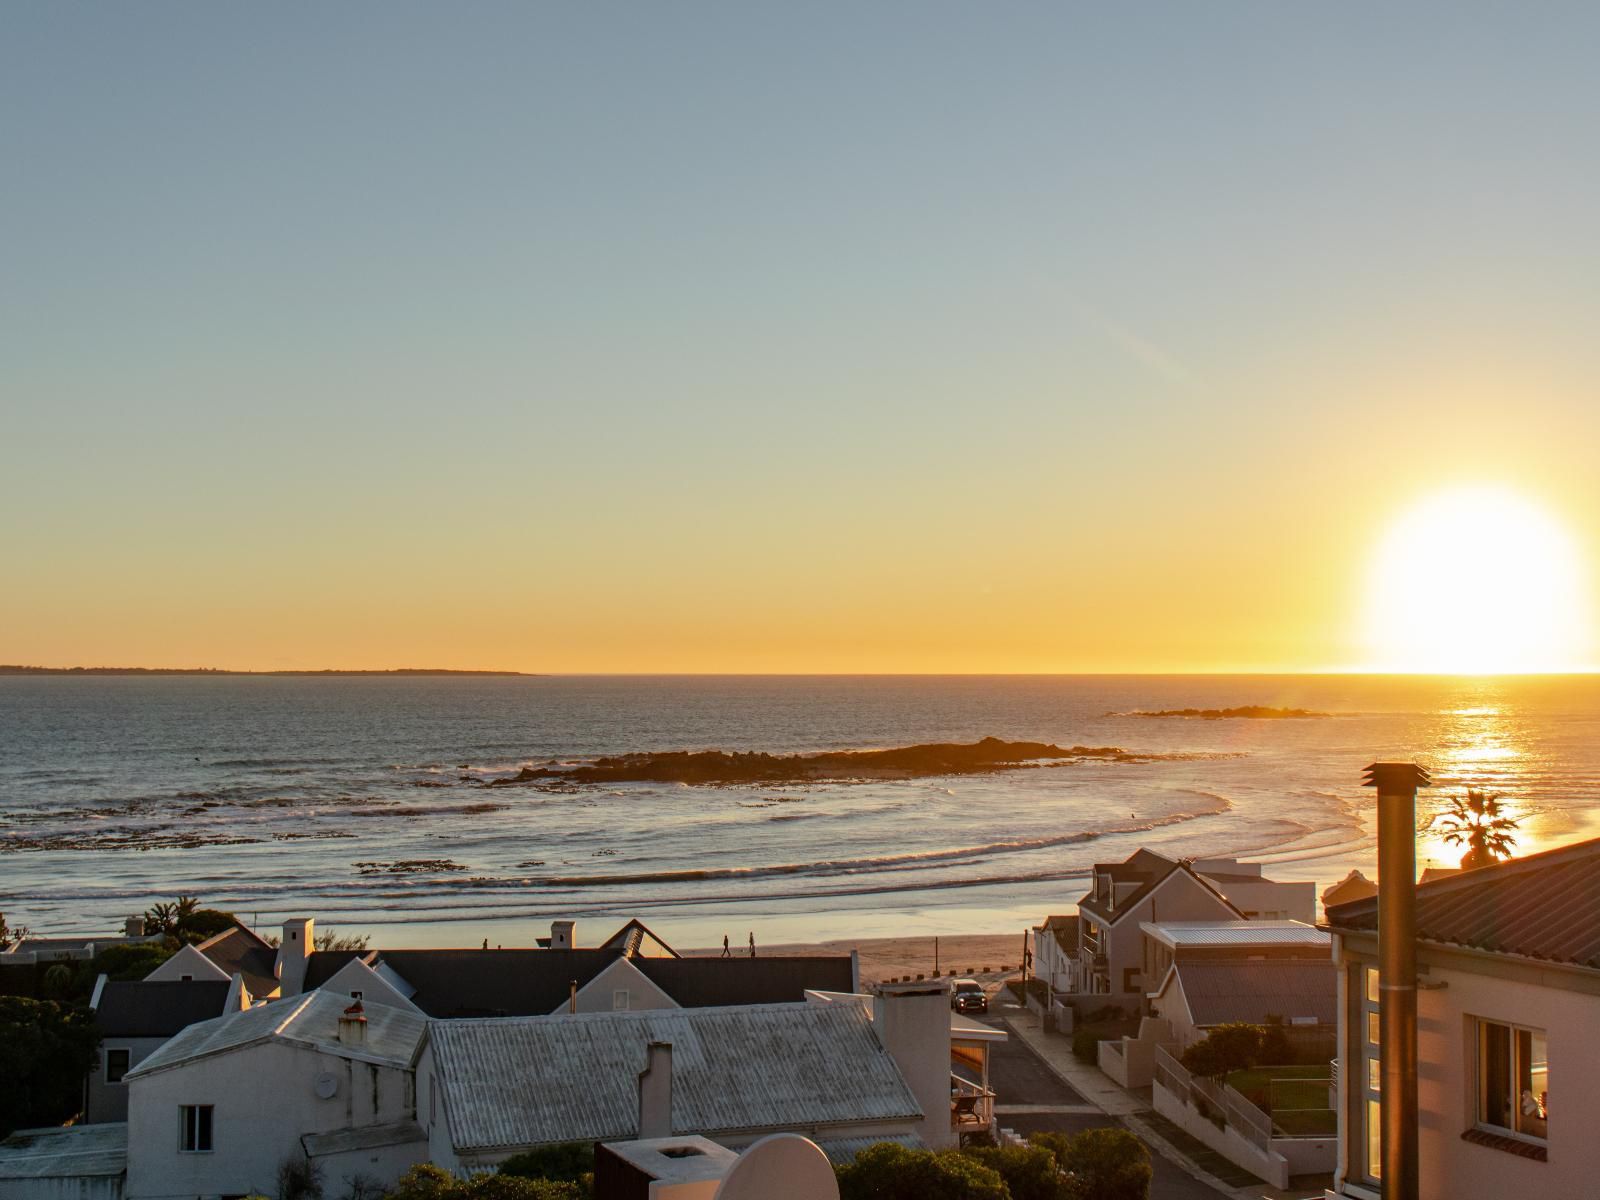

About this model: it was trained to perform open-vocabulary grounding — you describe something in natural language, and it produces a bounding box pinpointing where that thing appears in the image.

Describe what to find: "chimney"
[276,917,315,996]
[550,920,575,950]
[873,980,954,1149]
[637,1042,673,1139]
[124,915,146,939]
[1364,761,1429,1200]
[338,998,368,1048]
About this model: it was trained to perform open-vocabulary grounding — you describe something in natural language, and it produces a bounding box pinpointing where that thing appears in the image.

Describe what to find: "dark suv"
[950,978,987,1014]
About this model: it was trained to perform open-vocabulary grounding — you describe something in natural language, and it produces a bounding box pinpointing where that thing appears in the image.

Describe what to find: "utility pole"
[1364,761,1429,1200]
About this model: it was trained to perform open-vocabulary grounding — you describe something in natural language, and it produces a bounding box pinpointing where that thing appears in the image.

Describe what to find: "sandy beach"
[685,932,1027,985]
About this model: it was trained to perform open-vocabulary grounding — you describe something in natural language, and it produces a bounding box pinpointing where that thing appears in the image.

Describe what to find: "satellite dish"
[714,1134,837,1200]
[314,1072,338,1100]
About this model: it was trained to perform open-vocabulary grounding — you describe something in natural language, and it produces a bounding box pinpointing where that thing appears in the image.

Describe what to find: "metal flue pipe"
[1364,761,1430,1200]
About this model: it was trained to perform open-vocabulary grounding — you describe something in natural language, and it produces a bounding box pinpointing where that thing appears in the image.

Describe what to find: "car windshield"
[955,983,981,993]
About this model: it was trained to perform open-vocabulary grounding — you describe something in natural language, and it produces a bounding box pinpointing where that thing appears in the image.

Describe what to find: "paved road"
[980,1015,1233,1200]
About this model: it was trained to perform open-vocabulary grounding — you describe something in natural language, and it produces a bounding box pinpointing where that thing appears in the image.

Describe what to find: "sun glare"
[1365,486,1591,673]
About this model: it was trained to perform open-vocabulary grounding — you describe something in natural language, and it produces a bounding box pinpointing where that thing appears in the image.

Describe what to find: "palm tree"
[1438,789,1519,870]
[144,901,179,936]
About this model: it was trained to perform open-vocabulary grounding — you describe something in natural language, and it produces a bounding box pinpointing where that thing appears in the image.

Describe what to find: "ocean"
[5,674,1600,948]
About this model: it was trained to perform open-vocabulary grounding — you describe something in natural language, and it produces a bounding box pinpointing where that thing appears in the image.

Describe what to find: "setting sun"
[1365,486,1592,673]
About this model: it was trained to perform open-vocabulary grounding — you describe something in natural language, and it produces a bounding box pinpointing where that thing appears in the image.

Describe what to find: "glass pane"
[1366,1098,1382,1179]
[1518,1029,1549,1138]
[1481,1021,1512,1129]
[1367,1056,1381,1093]
[1366,967,1379,1004]
[198,1106,213,1152]
[1368,1012,1380,1045]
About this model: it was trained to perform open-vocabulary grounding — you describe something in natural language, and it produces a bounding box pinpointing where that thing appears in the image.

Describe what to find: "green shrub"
[1071,1028,1108,1063]
[383,1166,582,1200]
[0,996,101,1136]
[1181,1023,1271,1078]
[964,1142,1073,1200]
[496,1144,592,1185]
[1053,1127,1151,1200]
[836,1142,1008,1200]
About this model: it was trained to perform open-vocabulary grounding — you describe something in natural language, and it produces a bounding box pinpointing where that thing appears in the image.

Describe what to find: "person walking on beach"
[721,934,730,958]
[748,931,756,957]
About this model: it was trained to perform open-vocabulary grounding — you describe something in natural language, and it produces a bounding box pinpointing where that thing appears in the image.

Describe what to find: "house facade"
[123,991,427,1200]
[86,977,245,1123]
[1073,852,1316,999]
[1323,841,1600,1200]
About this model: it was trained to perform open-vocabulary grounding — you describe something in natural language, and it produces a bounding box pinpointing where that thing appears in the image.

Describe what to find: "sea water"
[5,674,1600,947]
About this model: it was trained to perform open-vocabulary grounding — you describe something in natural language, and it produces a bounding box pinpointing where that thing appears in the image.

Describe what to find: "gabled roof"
[1039,915,1080,952]
[633,956,854,1007]
[93,979,231,1038]
[424,1002,921,1152]
[1161,959,1335,1027]
[126,989,426,1078]
[1324,836,1600,971]
[599,919,679,958]
[1079,860,1243,925]
[194,926,279,996]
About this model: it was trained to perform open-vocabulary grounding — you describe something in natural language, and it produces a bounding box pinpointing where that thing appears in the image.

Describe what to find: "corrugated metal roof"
[301,1120,424,1158]
[1325,837,1600,970]
[0,1125,127,1179]
[1141,920,1329,949]
[1169,960,1335,1027]
[127,990,426,1078]
[428,1002,921,1152]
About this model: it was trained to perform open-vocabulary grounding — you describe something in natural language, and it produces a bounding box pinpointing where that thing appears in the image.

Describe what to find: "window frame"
[612,988,630,1011]
[105,1047,131,1084]
[1473,1016,1548,1145]
[1359,965,1381,1183]
[179,1104,214,1154]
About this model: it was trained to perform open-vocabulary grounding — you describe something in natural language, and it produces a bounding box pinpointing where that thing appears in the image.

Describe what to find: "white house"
[123,990,428,1200]
[144,925,280,999]
[1072,851,1317,1000]
[1322,840,1598,1200]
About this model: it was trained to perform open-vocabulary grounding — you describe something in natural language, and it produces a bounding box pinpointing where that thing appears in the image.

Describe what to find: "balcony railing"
[951,1073,995,1132]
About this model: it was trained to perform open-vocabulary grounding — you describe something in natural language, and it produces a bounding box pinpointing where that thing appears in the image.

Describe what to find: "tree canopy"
[0,996,101,1136]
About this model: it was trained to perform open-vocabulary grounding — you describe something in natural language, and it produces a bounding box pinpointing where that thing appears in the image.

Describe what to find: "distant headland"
[0,665,529,677]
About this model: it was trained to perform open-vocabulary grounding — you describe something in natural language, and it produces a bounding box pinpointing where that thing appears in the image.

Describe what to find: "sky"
[5,4,1600,673]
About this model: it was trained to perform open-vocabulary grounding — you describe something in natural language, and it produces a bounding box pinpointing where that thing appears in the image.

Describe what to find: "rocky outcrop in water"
[486,736,1143,787]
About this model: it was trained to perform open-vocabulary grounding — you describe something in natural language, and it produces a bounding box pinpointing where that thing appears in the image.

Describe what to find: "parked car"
[950,978,988,1014]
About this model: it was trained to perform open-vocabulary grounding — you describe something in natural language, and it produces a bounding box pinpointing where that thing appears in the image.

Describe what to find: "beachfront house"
[0,916,163,968]
[275,917,858,1017]
[85,976,249,1123]
[122,991,428,1199]
[1029,914,1079,996]
[1322,839,1600,1200]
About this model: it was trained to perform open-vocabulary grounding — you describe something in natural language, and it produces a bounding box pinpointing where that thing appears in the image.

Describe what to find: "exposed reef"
[1121,706,1330,720]
[486,736,1149,787]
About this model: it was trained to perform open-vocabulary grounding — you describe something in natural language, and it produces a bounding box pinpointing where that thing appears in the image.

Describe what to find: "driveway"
[979,1015,1234,1200]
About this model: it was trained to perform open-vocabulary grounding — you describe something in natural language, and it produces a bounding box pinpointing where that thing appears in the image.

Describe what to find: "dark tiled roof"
[1079,859,1240,925]
[1040,915,1079,953]
[1171,959,1335,1027]
[93,980,232,1037]
[196,926,280,997]
[633,956,854,1006]
[358,949,621,1018]
[1325,838,1600,970]
[301,949,368,990]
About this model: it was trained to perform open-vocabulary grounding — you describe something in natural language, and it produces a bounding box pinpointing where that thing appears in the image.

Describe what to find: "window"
[1476,1019,1548,1141]
[612,989,630,1011]
[180,1105,214,1153]
[350,990,363,1002]
[105,1048,130,1084]
[1360,966,1381,1181]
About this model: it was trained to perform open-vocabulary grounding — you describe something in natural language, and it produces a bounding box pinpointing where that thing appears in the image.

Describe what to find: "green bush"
[964,1143,1073,1200]
[1051,1127,1151,1200]
[383,1165,582,1200]
[836,1142,1008,1200]
[1181,1022,1272,1079]
[496,1144,592,1186]
[0,995,101,1136]
[1071,1028,1107,1063]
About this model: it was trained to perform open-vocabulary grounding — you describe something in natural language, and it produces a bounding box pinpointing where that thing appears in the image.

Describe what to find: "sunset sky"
[5,5,1600,673]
